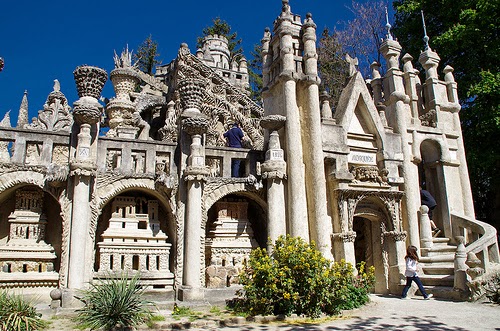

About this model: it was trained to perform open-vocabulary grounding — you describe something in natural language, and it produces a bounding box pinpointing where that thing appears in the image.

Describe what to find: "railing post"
[419,205,433,254]
[454,236,468,292]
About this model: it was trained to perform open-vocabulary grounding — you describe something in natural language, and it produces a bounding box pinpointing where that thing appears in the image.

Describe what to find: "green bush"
[0,290,46,331]
[235,235,375,318]
[74,273,154,330]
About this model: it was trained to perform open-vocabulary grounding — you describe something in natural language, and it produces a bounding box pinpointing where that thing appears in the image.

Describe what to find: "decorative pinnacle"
[385,7,393,41]
[421,10,430,51]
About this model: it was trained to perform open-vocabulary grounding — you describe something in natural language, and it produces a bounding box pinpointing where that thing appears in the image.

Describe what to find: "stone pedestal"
[419,205,434,254]
[260,115,287,252]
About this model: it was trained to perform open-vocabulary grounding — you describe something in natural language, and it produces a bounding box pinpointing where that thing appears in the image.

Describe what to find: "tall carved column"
[260,115,287,252]
[68,65,107,291]
[278,3,309,240]
[381,38,419,249]
[301,13,333,260]
[178,78,209,301]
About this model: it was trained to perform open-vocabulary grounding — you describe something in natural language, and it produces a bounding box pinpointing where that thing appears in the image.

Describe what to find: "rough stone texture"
[0,0,497,303]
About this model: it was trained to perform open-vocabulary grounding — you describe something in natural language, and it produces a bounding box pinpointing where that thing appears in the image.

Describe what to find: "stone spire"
[16,90,29,128]
[0,111,11,128]
[385,7,394,41]
[421,10,430,51]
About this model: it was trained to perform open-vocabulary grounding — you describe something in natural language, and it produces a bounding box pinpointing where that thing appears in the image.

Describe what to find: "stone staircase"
[419,237,463,299]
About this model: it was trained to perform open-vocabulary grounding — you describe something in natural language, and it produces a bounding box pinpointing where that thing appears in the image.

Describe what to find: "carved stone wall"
[205,200,257,288]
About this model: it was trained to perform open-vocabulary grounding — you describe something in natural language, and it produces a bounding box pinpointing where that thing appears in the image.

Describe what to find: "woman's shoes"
[424,294,434,300]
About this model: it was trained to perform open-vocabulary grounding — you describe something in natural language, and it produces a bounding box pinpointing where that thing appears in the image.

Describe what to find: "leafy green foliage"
[248,43,263,105]
[133,35,162,75]
[74,273,154,331]
[0,290,46,331]
[234,235,375,318]
[393,0,500,225]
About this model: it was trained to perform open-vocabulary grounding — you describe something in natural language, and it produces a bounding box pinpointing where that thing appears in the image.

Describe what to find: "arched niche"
[94,189,175,290]
[204,193,267,288]
[418,139,445,232]
[0,184,63,287]
[352,196,394,294]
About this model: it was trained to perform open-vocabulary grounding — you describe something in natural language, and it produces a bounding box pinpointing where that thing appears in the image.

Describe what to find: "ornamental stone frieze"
[382,230,407,242]
[182,116,208,136]
[69,160,97,177]
[332,231,357,243]
[350,165,389,185]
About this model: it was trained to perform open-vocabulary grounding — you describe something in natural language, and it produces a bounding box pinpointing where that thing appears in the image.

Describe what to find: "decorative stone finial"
[0,111,11,128]
[385,7,394,41]
[0,57,4,72]
[345,53,358,76]
[178,78,207,117]
[421,10,430,51]
[73,65,107,125]
[73,65,108,99]
[17,90,29,128]
[113,45,134,69]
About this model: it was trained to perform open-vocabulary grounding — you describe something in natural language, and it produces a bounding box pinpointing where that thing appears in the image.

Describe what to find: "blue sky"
[0,0,388,124]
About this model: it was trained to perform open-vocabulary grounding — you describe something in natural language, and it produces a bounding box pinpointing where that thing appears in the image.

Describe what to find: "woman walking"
[401,245,433,299]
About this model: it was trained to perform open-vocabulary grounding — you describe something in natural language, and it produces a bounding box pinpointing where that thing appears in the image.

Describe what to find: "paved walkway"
[185,295,500,331]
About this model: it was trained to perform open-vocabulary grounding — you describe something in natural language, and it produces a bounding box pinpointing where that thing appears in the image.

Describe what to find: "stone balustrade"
[451,213,500,271]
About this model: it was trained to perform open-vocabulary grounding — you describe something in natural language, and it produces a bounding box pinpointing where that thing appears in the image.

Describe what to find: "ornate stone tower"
[196,35,249,92]
[261,0,332,258]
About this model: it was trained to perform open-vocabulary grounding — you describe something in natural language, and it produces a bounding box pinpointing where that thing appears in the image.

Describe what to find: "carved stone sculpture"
[26,80,73,132]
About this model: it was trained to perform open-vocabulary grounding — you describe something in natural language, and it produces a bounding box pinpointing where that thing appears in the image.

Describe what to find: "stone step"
[433,237,450,244]
[421,264,454,275]
[420,254,454,263]
[421,245,457,257]
[425,285,468,301]
[420,274,454,286]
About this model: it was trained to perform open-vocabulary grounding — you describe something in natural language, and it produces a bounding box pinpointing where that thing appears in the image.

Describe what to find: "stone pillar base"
[178,285,205,301]
[61,289,85,309]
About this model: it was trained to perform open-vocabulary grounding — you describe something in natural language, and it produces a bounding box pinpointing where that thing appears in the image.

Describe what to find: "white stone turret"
[197,34,249,91]
[261,1,332,259]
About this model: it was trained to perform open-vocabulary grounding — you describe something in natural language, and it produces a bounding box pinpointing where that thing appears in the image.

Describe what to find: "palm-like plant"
[0,290,46,331]
[75,273,154,331]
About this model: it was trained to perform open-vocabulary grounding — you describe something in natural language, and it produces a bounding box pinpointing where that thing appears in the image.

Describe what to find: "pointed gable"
[335,72,387,165]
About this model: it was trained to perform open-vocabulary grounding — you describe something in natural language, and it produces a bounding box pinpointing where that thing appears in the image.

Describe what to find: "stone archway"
[204,193,267,289]
[0,184,63,288]
[418,139,449,236]
[353,198,392,294]
[93,189,176,290]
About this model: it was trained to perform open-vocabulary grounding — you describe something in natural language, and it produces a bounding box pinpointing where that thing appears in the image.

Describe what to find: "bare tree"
[337,0,387,74]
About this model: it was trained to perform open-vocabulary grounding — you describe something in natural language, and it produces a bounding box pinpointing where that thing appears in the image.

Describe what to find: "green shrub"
[235,235,375,318]
[0,290,46,331]
[74,273,154,330]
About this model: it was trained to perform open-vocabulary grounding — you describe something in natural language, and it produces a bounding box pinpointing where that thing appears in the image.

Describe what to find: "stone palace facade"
[0,0,498,305]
